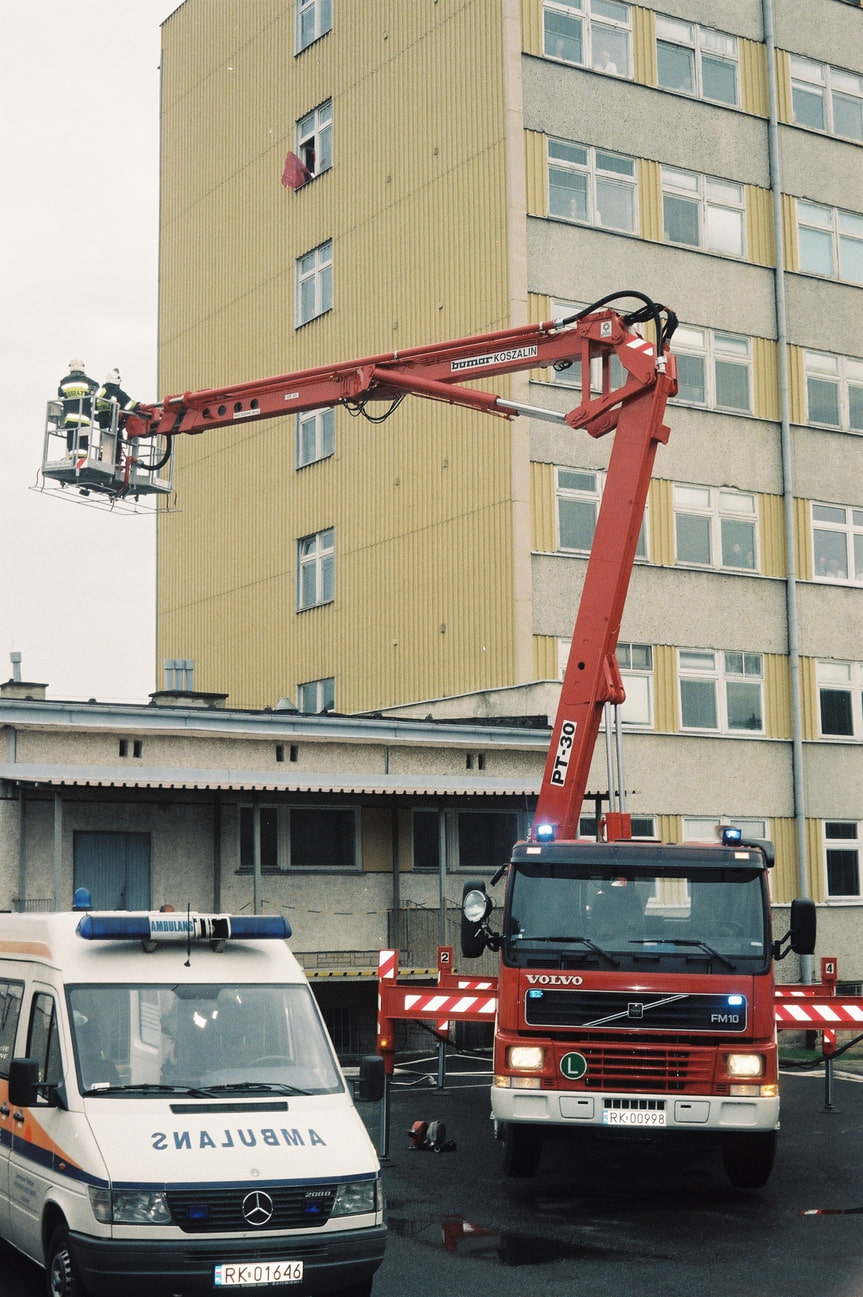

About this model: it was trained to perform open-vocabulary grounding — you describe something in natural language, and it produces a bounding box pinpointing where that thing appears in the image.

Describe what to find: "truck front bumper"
[491,1086,780,1133]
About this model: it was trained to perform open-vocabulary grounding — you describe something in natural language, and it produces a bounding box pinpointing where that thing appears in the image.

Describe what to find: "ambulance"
[0,896,386,1296]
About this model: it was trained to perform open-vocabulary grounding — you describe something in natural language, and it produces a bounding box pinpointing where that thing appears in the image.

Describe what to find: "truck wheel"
[502,1122,542,1178]
[47,1224,90,1297]
[720,1131,777,1189]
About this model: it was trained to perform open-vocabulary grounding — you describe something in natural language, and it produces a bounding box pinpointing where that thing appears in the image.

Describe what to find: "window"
[817,660,863,737]
[825,822,861,896]
[579,814,656,838]
[678,649,764,733]
[296,0,331,53]
[297,408,335,467]
[673,484,757,571]
[548,140,637,232]
[0,980,23,1078]
[656,16,738,105]
[812,503,863,584]
[560,639,654,726]
[297,676,335,713]
[296,240,333,326]
[297,527,334,609]
[684,817,767,843]
[790,55,863,142]
[296,100,332,179]
[797,201,863,284]
[412,810,442,872]
[672,326,751,412]
[550,300,628,390]
[543,0,631,77]
[27,993,63,1092]
[804,350,863,431]
[557,468,648,557]
[239,805,358,871]
[457,812,520,872]
[662,167,745,256]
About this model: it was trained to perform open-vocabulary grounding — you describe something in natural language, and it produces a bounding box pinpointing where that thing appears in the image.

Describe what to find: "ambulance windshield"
[67,982,344,1097]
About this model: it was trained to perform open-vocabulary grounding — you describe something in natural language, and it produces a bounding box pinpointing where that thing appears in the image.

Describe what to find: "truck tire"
[46,1223,90,1297]
[502,1122,543,1178]
[720,1130,777,1189]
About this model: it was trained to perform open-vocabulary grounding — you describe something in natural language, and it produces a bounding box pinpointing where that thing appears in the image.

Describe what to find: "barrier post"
[376,949,398,1157]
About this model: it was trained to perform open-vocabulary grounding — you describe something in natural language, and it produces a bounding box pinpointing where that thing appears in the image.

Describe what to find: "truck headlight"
[726,1053,764,1079]
[507,1045,545,1072]
[331,1178,382,1217]
[89,1186,171,1224]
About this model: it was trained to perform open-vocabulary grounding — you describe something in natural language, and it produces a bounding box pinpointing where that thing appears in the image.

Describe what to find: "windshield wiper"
[629,938,735,970]
[188,1082,311,1097]
[513,934,619,967]
[83,1082,196,1096]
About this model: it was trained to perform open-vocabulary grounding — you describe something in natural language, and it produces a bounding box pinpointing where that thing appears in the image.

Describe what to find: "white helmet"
[68,358,86,371]
[105,369,121,384]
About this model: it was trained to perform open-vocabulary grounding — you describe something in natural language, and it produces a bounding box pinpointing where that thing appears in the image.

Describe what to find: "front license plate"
[602,1109,666,1127]
[214,1261,303,1287]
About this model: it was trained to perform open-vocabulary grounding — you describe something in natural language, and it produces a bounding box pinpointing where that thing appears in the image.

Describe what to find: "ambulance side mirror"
[355,1054,385,1103]
[9,1058,43,1108]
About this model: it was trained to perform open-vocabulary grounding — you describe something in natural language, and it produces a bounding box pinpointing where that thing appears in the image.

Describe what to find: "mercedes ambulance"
[0,896,386,1296]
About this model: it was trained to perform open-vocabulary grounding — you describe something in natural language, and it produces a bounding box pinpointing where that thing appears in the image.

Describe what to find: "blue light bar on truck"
[76,913,291,943]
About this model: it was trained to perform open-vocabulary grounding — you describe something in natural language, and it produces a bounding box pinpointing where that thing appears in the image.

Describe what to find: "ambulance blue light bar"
[76,913,291,943]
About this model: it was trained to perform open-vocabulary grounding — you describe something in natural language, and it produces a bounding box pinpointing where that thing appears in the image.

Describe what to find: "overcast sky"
[1,2,177,702]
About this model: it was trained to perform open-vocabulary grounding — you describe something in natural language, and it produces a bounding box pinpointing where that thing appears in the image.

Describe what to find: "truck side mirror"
[772,897,816,961]
[461,880,492,959]
[356,1054,385,1104]
[789,897,816,955]
[9,1058,42,1108]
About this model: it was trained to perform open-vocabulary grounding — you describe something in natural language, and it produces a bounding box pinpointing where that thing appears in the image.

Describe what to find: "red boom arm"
[129,296,677,841]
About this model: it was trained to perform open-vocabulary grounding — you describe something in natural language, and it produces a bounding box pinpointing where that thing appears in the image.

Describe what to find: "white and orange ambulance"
[0,897,386,1297]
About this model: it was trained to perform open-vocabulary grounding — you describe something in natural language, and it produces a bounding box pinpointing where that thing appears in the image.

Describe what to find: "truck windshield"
[67,983,344,1097]
[505,864,769,973]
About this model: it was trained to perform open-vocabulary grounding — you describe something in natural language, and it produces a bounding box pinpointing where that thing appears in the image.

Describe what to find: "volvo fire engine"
[46,292,816,1189]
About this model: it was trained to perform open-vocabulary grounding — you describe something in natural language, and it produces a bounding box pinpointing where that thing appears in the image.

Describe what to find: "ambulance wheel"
[47,1223,90,1297]
[502,1122,542,1178]
[720,1130,777,1189]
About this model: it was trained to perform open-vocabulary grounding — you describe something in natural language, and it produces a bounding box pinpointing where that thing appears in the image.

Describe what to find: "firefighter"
[58,359,97,453]
[94,369,142,462]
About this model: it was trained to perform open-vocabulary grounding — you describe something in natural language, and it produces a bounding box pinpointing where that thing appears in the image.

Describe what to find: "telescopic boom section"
[129,300,676,842]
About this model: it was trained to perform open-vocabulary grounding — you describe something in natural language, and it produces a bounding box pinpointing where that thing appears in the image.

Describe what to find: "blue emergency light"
[76,913,291,944]
[721,826,743,845]
[535,822,556,842]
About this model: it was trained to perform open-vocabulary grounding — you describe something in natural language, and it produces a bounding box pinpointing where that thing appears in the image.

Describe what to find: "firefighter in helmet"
[58,359,97,453]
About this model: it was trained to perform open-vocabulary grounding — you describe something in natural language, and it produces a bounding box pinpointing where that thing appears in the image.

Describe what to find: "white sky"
[1,2,177,701]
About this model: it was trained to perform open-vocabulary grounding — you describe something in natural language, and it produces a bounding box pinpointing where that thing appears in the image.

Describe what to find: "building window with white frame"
[672,326,751,412]
[296,0,332,53]
[557,639,653,726]
[240,804,357,872]
[296,100,332,179]
[297,527,334,610]
[656,17,738,106]
[296,240,333,326]
[678,649,764,733]
[804,350,863,431]
[817,660,863,737]
[797,201,863,284]
[297,408,335,468]
[557,468,647,558]
[683,816,767,843]
[550,300,628,391]
[812,503,863,584]
[662,167,745,257]
[673,484,757,571]
[548,140,638,232]
[297,676,335,714]
[543,0,631,77]
[825,821,861,897]
[790,55,863,142]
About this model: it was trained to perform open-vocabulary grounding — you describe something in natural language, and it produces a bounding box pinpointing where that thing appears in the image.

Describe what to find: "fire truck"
[44,292,816,1189]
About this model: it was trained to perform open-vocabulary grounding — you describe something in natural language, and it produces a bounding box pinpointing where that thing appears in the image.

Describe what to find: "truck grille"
[577,1044,715,1092]
[166,1184,336,1233]
[525,989,747,1033]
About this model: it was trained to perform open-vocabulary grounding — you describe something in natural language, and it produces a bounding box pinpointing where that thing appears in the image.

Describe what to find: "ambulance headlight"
[331,1177,382,1217]
[89,1186,171,1225]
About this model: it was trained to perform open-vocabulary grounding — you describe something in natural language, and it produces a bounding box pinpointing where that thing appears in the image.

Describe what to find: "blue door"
[73,832,151,910]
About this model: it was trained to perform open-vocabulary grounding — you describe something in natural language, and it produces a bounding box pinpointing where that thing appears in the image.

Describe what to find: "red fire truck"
[45,292,816,1189]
